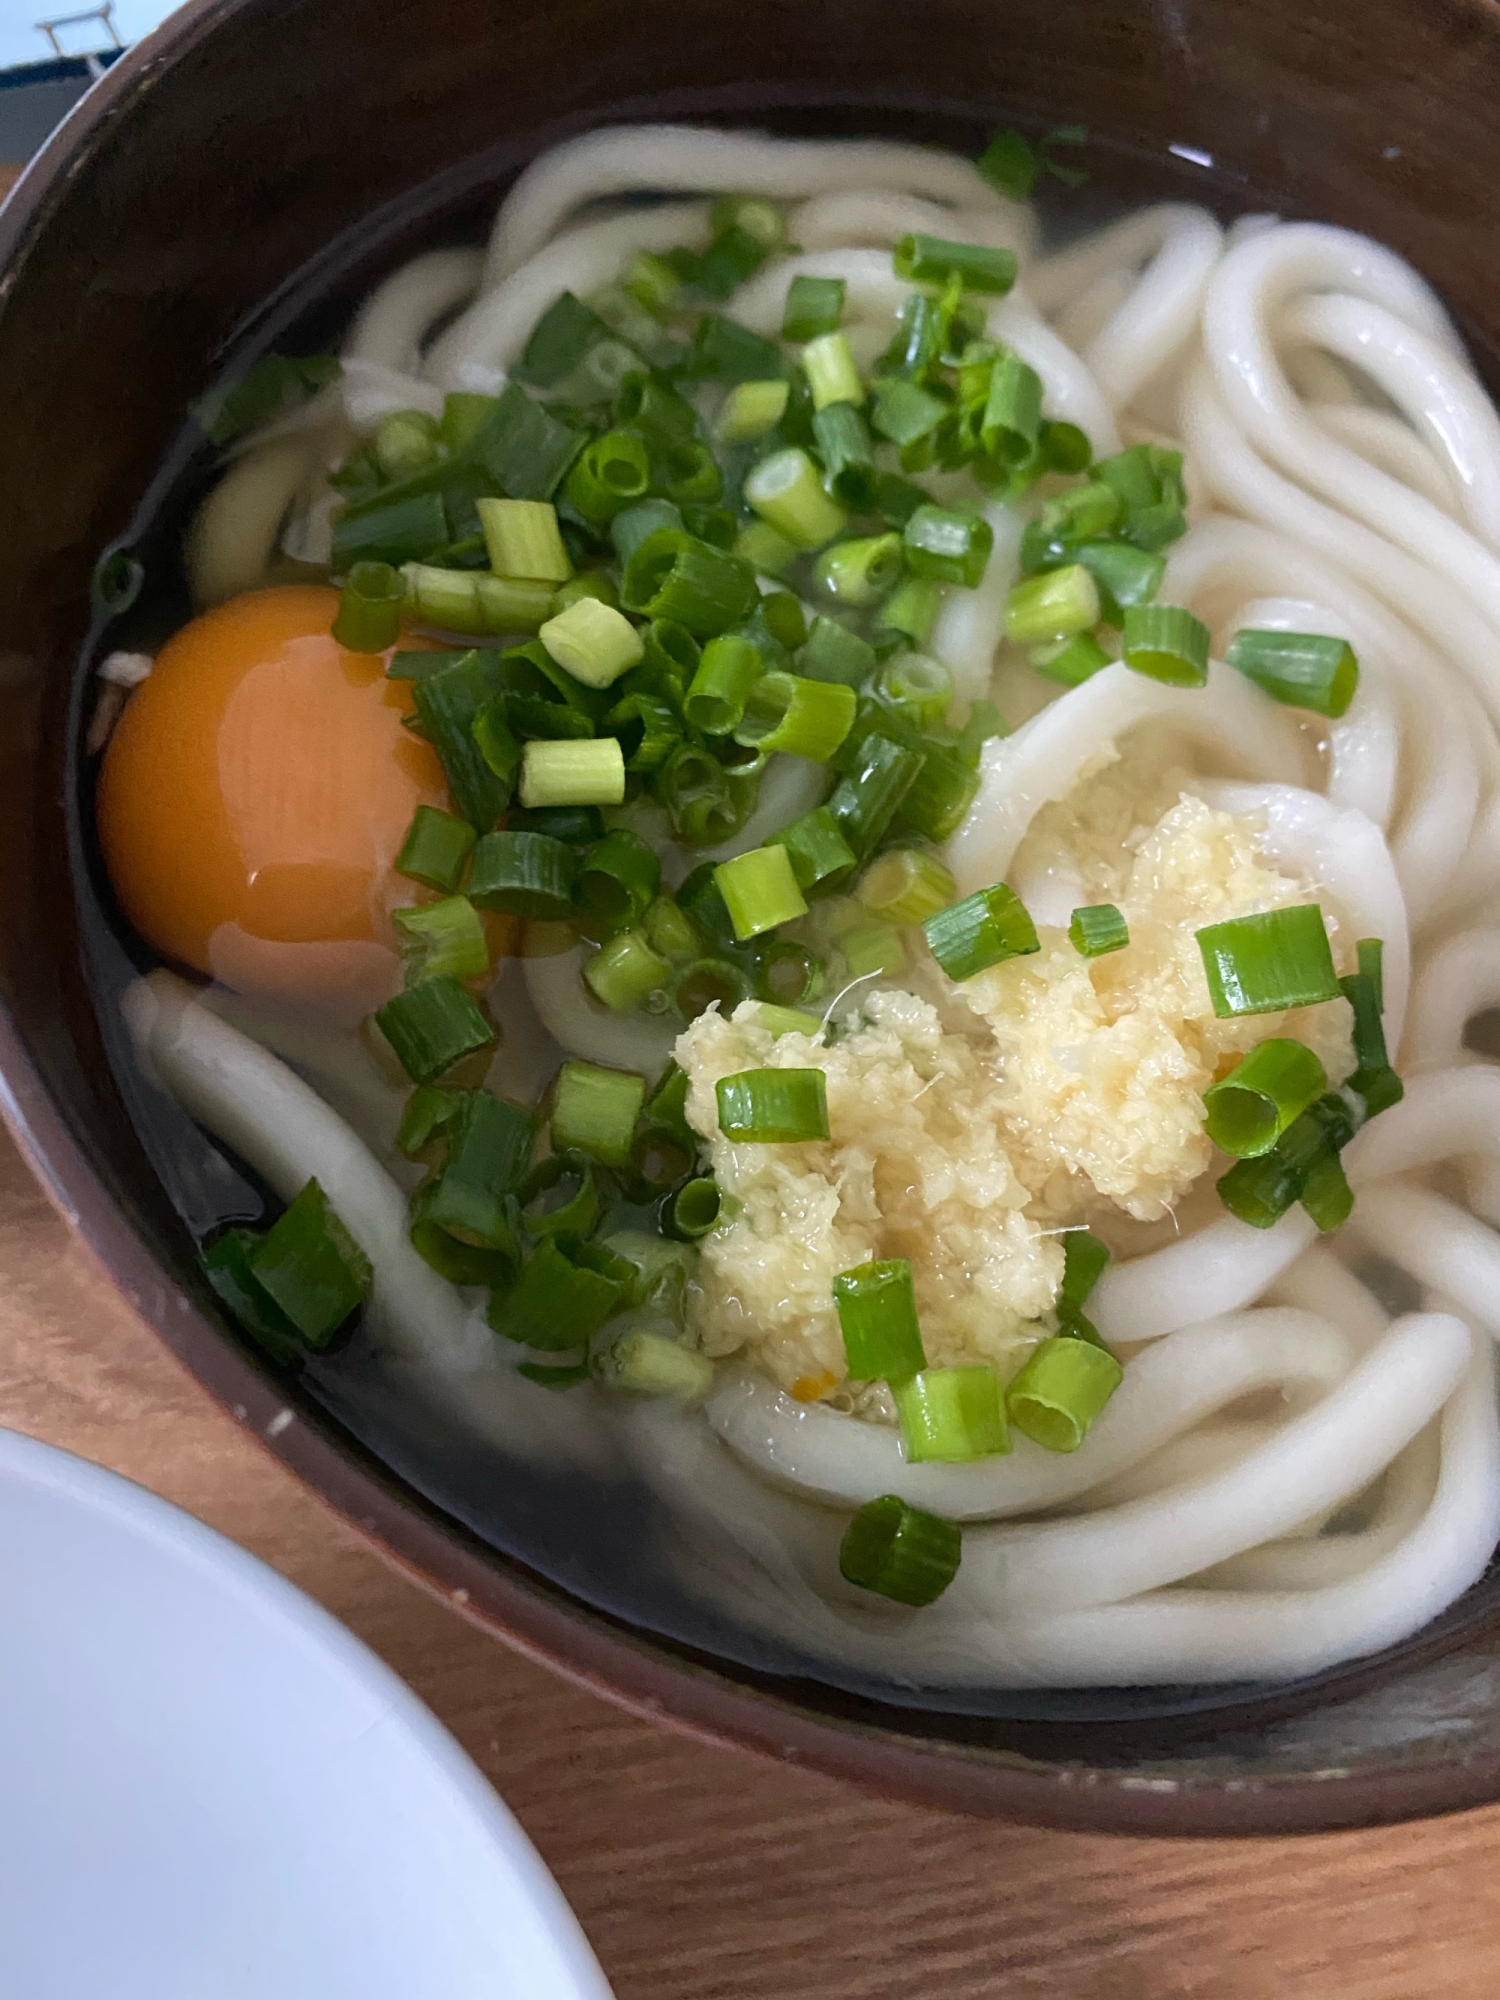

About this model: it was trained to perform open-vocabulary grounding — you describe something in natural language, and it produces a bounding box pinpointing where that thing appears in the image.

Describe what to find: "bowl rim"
[9,0,1500,1837]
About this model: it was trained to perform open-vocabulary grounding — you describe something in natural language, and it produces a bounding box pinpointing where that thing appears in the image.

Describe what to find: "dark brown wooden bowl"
[8,0,1500,1833]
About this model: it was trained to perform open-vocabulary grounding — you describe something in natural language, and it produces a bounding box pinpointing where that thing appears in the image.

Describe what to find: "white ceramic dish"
[0,1425,614,2000]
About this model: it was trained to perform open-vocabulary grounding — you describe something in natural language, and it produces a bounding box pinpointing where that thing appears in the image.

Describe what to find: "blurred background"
[0,0,179,192]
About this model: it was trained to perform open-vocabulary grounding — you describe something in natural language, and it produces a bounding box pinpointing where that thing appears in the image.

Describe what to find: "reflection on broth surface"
[77,118,1500,1715]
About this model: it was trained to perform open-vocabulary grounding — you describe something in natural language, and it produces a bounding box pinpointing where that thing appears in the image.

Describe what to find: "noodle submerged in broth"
[91,121,1500,1691]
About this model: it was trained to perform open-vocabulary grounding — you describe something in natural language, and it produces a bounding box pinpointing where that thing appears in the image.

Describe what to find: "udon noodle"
[117,123,1500,1689]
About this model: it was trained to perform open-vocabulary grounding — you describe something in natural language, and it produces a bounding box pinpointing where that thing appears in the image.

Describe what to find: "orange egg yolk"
[97,585,448,1014]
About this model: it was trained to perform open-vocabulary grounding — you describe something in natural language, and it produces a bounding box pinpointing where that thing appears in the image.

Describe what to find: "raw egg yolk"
[97,585,448,1014]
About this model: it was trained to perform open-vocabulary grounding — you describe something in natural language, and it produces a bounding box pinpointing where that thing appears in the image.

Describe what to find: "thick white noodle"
[482,125,1026,286]
[787,191,1028,258]
[1349,1180,1500,1341]
[1052,205,1225,415]
[1309,403,1465,519]
[185,435,323,606]
[927,502,1025,706]
[705,1310,1350,1519]
[1404,933,1500,1071]
[344,247,483,372]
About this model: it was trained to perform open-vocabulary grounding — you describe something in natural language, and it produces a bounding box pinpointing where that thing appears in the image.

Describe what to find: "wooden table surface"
[6,1123,1500,1998]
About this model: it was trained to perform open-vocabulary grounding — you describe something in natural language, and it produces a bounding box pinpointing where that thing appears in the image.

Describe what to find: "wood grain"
[4,1121,1499,1999]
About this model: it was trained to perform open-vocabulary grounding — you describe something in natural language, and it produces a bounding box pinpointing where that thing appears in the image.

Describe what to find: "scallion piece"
[715,845,809,941]
[1068,903,1129,958]
[735,521,800,576]
[1339,969,1391,1075]
[683,633,764,735]
[799,614,877,688]
[581,929,670,1011]
[1121,603,1211,688]
[767,808,858,896]
[518,1151,601,1242]
[403,563,555,638]
[832,1257,927,1380]
[896,746,978,844]
[827,733,923,861]
[396,804,477,895]
[716,1067,830,1143]
[664,1176,723,1240]
[814,533,903,608]
[1196,905,1340,1017]
[800,329,863,411]
[247,1178,372,1348]
[469,829,577,920]
[782,273,846,342]
[392,895,490,985]
[486,1240,624,1351]
[873,652,951,730]
[924,881,1040,982]
[810,402,877,511]
[982,351,1043,465]
[643,895,699,963]
[476,497,572,584]
[688,312,792,384]
[659,438,724,507]
[375,975,495,1085]
[517,290,612,387]
[1203,1038,1329,1158]
[1004,564,1101,646]
[538,595,644,689]
[674,955,755,1020]
[332,560,405,652]
[753,1003,824,1038]
[409,1173,516,1288]
[894,1366,1010,1463]
[611,499,683,565]
[332,489,449,570]
[743,447,849,551]
[1067,541,1165,619]
[893,233,1018,295]
[574,828,661,939]
[1225,627,1360,719]
[976,126,1044,197]
[418,1089,534,1248]
[544,1059,643,1170]
[396,1084,459,1160]
[202,1229,305,1363]
[1006,1336,1123,1453]
[1358,937,1385,1012]
[870,376,948,449]
[839,1494,961,1606]
[1300,1148,1355,1232]
[1060,1228,1110,1313]
[954,699,1006,767]
[857,847,956,926]
[903,504,993,589]
[595,1328,715,1400]
[620,527,759,637]
[1030,632,1111,687]
[714,378,790,444]
[520,736,625,809]
[734,671,856,761]
[841,916,905,979]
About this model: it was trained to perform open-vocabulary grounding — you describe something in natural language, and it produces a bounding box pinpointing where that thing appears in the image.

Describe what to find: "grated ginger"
[675,745,1354,1393]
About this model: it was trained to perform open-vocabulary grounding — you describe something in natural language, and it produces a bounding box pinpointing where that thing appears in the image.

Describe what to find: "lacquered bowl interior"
[8,0,1500,1832]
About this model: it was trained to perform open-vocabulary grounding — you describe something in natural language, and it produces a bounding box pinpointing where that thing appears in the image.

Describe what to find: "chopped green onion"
[476,497,572,584]
[814,533,904,608]
[248,1179,372,1348]
[664,1176,723,1240]
[870,376,948,448]
[1358,937,1385,1013]
[659,439,724,507]
[875,578,941,648]
[375,975,495,1085]
[1339,970,1391,1074]
[857,847,956,925]
[472,695,523,782]
[735,521,800,575]
[436,391,496,453]
[468,829,577,919]
[874,652,951,730]
[735,671,856,760]
[1040,418,1092,472]
[674,955,755,1020]
[654,743,738,846]
[465,382,584,501]
[894,1366,1010,1462]
[1060,1228,1110,1311]
[403,564,555,637]
[612,499,683,565]
[518,1151,601,1241]
[841,917,905,979]
[715,845,809,941]
[1004,565,1101,645]
[596,1329,716,1400]
[396,1084,459,1160]
[643,895,699,963]
[976,127,1044,198]
[827,733,923,860]
[516,1358,592,1391]
[1197,905,1340,1017]
[839,1494,961,1606]
[620,528,759,637]
[387,648,470,682]
[511,803,606,845]
[903,504,993,588]
[551,1059,646,1168]
[744,447,849,551]
[953,699,1006,767]
[623,250,683,315]
[195,350,341,448]
[1006,1336,1123,1452]
[767,807,858,896]
[753,1003,824,1038]
[1216,1104,1342,1229]
[1068,903,1129,958]
[539,596,644,689]
[419,1089,534,1243]
[800,330,863,411]
[716,1067,830,1143]
[782,273,847,342]
[893,233,1018,295]
[584,929,672,1010]
[982,351,1043,465]
[1226,628,1360,719]
[810,402,878,510]
[203,1229,305,1363]
[409,1176,515,1287]
[1069,541,1165,618]
[715,378,790,443]
[898,746,980,844]
[604,689,680,772]
[924,881,1040,982]
[487,1239,624,1351]
[1030,632,1111,686]
[1300,1148,1355,1232]
[392,895,490,985]
[332,489,449,571]
[799,614,877,688]
[396,805,477,894]
[1204,1038,1329,1158]
[1094,443,1187,548]
[1121,603,1211,687]
[333,560,405,652]
[687,313,792,383]
[520,737,625,808]
[684,633,764,734]
[574,829,661,939]
[1040,479,1122,541]
[517,290,613,387]
[833,1257,927,1380]
[756,938,822,1005]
